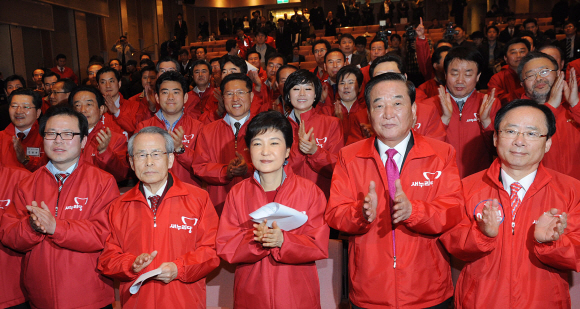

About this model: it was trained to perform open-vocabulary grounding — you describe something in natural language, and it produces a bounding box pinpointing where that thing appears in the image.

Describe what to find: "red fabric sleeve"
[191,127,231,186]
[0,186,46,252]
[93,136,130,182]
[416,38,433,80]
[174,193,220,282]
[305,119,344,178]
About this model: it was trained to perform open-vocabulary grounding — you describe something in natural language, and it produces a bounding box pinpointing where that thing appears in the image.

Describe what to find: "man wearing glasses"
[517,51,580,180]
[441,99,580,308]
[192,73,254,216]
[0,88,46,171]
[98,126,219,308]
[310,39,331,82]
[1,104,119,309]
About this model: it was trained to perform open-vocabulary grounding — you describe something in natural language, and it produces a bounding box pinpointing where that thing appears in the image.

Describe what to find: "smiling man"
[0,88,47,171]
[326,72,463,309]
[184,60,214,120]
[70,86,130,182]
[517,51,580,180]
[1,104,119,309]
[136,71,204,187]
[192,73,254,215]
[98,126,219,308]
[488,38,530,105]
[423,46,500,178]
[441,99,580,308]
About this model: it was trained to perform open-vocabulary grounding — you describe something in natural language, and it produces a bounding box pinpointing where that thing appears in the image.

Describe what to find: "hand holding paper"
[132,250,157,274]
[249,202,308,231]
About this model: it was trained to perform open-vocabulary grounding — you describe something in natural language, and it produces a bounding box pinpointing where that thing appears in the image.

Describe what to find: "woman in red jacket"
[283,69,344,198]
[216,111,329,309]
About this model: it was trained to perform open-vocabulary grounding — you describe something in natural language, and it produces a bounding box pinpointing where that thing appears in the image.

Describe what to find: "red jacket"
[128,92,158,118]
[100,112,128,139]
[0,159,119,309]
[81,120,130,182]
[417,78,443,101]
[51,66,78,85]
[531,99,580,180]
[311,66,329,82]
[184,86,218,121]
[191,117,253,215]
[136,113,204,187]
[345,101,447,145]
[216,167,329,309]
[319,97,366,144]
[423,91,500,178]
[287,109,344,197]
[107,94,152,135]
[326,134,464,308]
[98,174,220,309]
[0,163,31,308]
[0,122,47,172]
[488,65,525,106]
[440,160,580,309]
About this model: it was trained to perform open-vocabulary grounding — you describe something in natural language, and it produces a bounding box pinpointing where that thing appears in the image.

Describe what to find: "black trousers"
[351,297,452,309]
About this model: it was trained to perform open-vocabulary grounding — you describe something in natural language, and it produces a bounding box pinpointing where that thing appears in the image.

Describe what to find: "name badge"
[27,147,40,157]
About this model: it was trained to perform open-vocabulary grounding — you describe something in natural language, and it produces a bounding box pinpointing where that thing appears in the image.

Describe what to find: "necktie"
[56,173,69,192]
[509,28,513,36]
[385,148,400,268]
[148,195,161,227]
[509,182,522,234]
[60,67,64,73]
[566,38,572,59]
[332,83,338,95]
[17,132,25,141]
[54,173,69,217]
[234,122,241,148]
[345,56,351,65]
[456,100,465,112]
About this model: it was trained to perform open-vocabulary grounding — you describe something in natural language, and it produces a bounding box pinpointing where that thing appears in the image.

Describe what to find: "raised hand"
[298,120,318,155]
[144,84,157,112]
[103,94,119,115]
[253,219,268,243]
[547,70,566,109]
[12,136,26,164]
[132,250,158,273]
[415,17,425,39]
[363,181,378,222]
[392,179,412,224]
[26,201,56,235]
[214,88,225,118]
[226,151,248,179]
[360,123,373,138]
[320,83,329,104]
[96,128,112,154]
[438,85,453,125]
[247,70,262,92]
[475,199,501,237]
[169,126,185,151]
[535,208,568,243]
[479,88,496,129]
[564,67,579,107]
[334,100,344,120]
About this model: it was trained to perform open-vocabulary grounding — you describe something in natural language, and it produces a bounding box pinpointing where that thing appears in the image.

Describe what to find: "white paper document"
[130,268,162,294]
[249,202,308,231]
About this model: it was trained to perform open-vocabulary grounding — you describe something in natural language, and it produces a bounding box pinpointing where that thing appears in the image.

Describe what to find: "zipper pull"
[511,221,515,235]
[393,256,397,269]
[459,112,462,120]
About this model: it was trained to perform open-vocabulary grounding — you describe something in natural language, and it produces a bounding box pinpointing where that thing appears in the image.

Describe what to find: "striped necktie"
[509,182,522,220]
[56,173,69,192]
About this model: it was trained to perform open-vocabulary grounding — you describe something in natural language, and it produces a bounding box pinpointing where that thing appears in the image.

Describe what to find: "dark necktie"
[332,83,338,95]
[566,38,573,59]
[456,100,465,112]
[55,173,69,217]
[17,132,25,141]
[60,67,64,73]
[234,122,241,148]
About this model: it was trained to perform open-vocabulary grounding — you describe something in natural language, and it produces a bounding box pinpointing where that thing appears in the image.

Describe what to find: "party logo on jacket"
[170,216,198,233]
[411,171,442,187]
[0,199,10,209]
[182,134,195,145]
[315,137,327,148]
[64,197,88,212]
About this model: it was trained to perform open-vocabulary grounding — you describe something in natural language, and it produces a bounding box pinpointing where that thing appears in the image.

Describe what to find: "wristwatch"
[174,146,185,155]
[22,155,30,165]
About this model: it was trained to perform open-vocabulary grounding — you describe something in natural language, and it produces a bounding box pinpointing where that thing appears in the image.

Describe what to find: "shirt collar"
[193,85,208,95]
[144,180,168,199]
[15,127,32,138]
[156,109,183,131]
[114,95,121,109]
[501,168,537,200]
[224,112,250,133]
[46,160,78,178]
[376,132,412,171]
[253,164,287,186]
[447,88,475,103]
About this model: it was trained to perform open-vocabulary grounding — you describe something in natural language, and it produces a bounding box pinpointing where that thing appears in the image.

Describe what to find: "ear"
[183,92,189,103]
[476,72,481,82]
[80,135,88,149]
[129,156,135,172]
[250,91,255,102]
[167,152,175,169]
[285,147,291,159]
[118,80,122,89]
[155,93,160,105]
[36,108,42,120]
[99,105,106,117]
[544,137,552,153]
[493,131,498,148]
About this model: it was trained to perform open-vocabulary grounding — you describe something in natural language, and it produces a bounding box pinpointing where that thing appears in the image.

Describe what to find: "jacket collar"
[121,172,189,204]
[484,158,552,201]
[356,132,435,164]
[250,164,295,192]
[5,121,39,137]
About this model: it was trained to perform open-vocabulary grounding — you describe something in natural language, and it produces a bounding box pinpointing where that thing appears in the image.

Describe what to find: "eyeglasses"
[313,48,327,54]
[10,105,35,111]
[44,132,82,140]
[498,129,547,140]
[131,151,168,161]
[224,90,250,99]
[523,68,556,82]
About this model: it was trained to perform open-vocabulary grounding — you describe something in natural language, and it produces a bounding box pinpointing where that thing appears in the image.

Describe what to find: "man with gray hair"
[98,126,219,308]
[517,51,580,180]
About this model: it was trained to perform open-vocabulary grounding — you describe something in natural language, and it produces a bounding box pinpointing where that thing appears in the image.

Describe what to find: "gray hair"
[128,126,175,155]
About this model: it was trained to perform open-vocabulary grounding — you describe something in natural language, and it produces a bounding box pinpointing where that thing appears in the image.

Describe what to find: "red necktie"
[56,173,69,192]
[385,148,399,268]
[509,182,522,221]
[148,195,161,216]
[17,132,25,141]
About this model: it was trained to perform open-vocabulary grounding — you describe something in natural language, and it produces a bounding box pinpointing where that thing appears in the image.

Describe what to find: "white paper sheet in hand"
[249,202,308,231]
[130,268,162,294]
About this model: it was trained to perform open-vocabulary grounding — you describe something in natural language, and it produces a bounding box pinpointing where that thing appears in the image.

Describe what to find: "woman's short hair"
[245,110,293,148]
[283,69,322,108]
